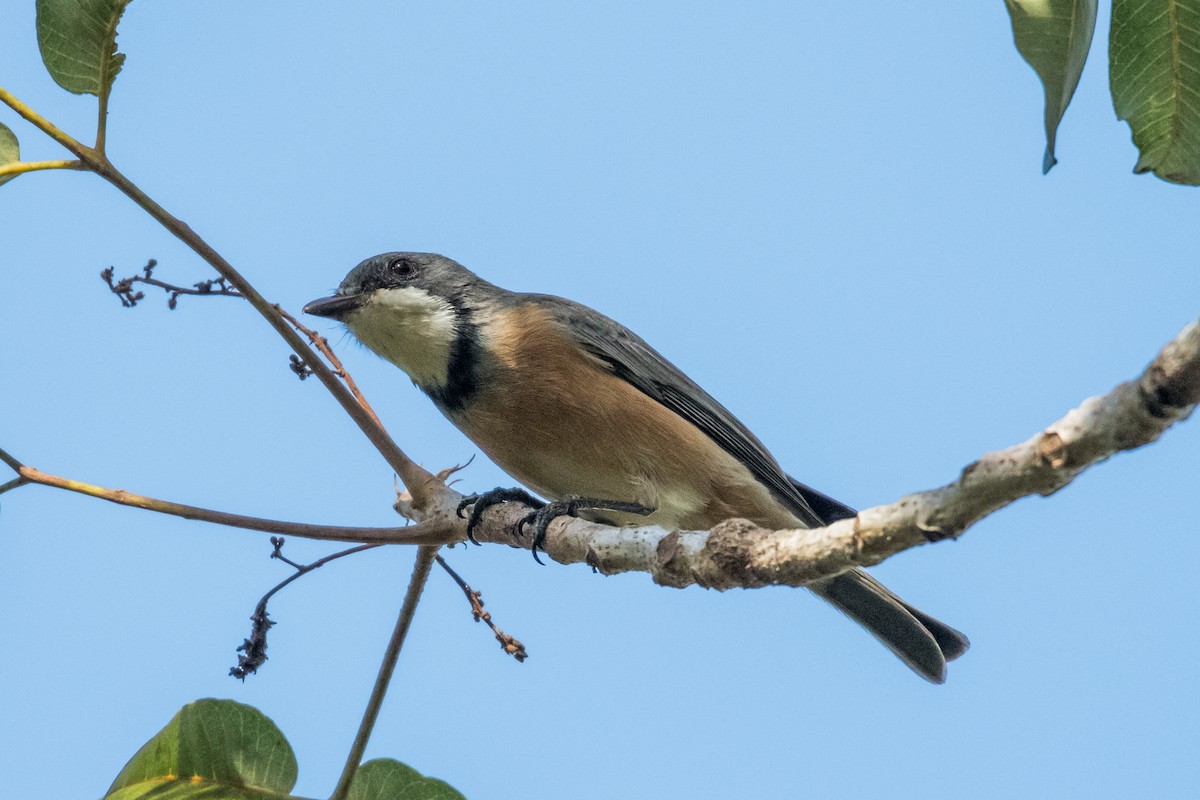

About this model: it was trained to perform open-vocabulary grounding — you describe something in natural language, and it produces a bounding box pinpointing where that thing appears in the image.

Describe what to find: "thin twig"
[0,86,461,788]
[11,461,455,544]
[0,476,30,496]
[101,259,241,309]
[330,546,439,800]
[0,447,25,472]
[0,86,93,153]
[96,154,439,501]
[232,537,383,679]
[0,83,440,509]
[276,305,389,431]
[270,537,306,570]
[436,555,527,662]
[0,159,84,177]
[279,309,516,664]
[2,81,465,800]
[96,79,110,155]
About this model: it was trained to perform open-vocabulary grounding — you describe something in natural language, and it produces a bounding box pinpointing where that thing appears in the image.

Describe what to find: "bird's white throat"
[346,286,459,388]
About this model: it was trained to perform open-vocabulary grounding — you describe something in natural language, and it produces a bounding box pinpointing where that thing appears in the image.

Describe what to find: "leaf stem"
[330,545,439,800]
[0,159,84,177]
[96,85,110,154]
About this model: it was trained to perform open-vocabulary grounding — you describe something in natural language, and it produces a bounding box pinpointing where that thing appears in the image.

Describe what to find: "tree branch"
[0,86,86,153]
[0,446,25,472]
[231,538,384,680]
[9,459,454,545]
[11,305,1196,592]
[0,84,468,791]
[0,159,84,177]
[408,316,1200,589]
[93,157,444,504]
[100,260,241,309]
[0,84,445,511]
[435,554,528,661]
[0,476,30,496]
[330,545,439,800]
[275,305,388,430]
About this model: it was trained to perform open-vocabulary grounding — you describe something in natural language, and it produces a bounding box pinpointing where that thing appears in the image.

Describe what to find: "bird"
[304,251,969,682]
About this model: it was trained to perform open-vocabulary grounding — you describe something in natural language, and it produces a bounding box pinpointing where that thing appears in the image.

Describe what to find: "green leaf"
[105,782,300,800]
[104,699,302,800]
[102,700,465,800]
[1111,0,1200,184]
[36,0,132,97]
[0,122,19,188]
[1004,0,1098,174]
[349,759,467,800]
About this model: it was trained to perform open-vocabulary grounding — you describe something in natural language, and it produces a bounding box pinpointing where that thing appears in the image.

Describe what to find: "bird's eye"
[388,258,418,279]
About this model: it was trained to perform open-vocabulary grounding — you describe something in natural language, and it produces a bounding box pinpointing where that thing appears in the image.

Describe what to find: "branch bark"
[7,315,1196,590]
[0,456,454,545]
[403,316,1199,589]
[0,84,445,511]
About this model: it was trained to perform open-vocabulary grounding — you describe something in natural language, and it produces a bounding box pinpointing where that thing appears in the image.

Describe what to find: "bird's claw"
[518,497,655,565]
[455,494,479,521]
[456,487,545,546]
[454,494,482,545]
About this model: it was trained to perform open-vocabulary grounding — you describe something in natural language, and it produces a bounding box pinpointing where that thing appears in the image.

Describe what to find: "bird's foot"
[456,487,545,545]
[519,496,655,565]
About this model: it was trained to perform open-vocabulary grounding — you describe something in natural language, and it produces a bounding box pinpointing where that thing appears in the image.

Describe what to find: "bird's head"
[304,252,495,392]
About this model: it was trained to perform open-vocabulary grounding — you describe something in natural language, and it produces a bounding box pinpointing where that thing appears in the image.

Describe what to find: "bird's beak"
[303,293,367,319]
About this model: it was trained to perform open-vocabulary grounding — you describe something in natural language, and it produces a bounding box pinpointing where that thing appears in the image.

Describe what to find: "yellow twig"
[0,159,84,177]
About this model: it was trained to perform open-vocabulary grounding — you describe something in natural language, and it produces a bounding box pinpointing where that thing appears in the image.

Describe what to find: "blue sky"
[2,3,1198,798]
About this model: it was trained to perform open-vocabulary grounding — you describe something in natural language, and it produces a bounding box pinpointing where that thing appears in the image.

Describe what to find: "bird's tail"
[785,475,969,682]
[812,568,969,683]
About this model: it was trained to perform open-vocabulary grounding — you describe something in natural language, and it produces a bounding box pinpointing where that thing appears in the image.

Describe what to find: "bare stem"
[0,476,30,496]
[96,86,110,154]
[0,159,84,177]
[14,462,455,545]
[0,85,88,153]
[277,305,389,432]
[95,160,437,501]
[0,447,24,472]
[101,261,241,308]
[232,539,384,679]
[329,545,439,800]
[436,554,528,661]
[0,85,440,508]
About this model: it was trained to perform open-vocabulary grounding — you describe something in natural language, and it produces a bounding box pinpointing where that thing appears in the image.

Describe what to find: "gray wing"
[534,296,970,682]
[533,294,824,528]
